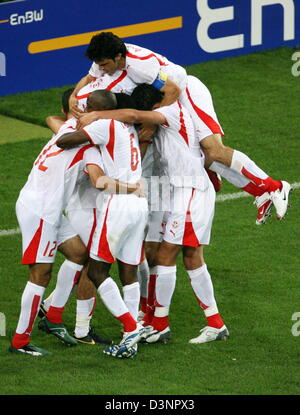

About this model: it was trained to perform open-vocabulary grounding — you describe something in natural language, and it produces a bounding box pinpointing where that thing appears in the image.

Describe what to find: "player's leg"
[181,76,291,222]
[10,204,56,355]
[73,266,112,345]
[137,256,149,321]
[183,245,229,343]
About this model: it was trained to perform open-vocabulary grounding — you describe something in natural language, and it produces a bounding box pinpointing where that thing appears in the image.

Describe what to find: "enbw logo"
[0,52,6,77]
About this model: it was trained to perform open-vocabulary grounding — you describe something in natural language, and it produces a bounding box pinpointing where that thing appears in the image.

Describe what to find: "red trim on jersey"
[182,189,200,247]
[185,87,223,135]
[106,70,127,90]
[97,195,115,263]
[106,120,115,161]
[126,52,167,66]
[87,208,97,253]
[177,101,189,146]
[82,129,95,145]
[76,92,90,100]
[22,219,44,264]
[68,144,94,169]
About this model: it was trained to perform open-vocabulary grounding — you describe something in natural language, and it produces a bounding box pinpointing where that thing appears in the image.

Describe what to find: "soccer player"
[57,90,149,358]
[83,84,229,344]
[74,32,291,225]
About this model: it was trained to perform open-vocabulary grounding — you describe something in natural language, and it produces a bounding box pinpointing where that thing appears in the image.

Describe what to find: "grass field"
[0,47,299,396]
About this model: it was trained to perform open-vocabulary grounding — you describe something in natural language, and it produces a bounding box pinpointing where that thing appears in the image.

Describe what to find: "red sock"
[142,274,156,326]
[116,312,137,333]
[207,313,224,329]
[151,315,169,331]
[46,306,64,324]
[242,182,265,197]
[241,168,282,193]
[11,333,30,349]
[140,297,147,314]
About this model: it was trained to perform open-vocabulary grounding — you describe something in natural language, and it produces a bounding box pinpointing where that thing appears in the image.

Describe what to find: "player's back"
[19,118,95,225]
[154,101,209,191]
[83,118,142,185]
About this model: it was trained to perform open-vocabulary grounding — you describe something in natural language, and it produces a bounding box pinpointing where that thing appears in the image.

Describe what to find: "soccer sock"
[137,258,149,313]
[42,290,54,313]
[187,264,224,329]
[12,281,45,348]
[123,282,140,321]
[74,297,96,338]
[151,265,176,332]
[97,277,137,333]
[231,150,282,193]
[142,267,157,326]
[209,161,250,189]
[46,260,83,324]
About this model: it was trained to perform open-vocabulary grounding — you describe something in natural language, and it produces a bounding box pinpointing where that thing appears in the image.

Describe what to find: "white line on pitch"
[0,182,298,237]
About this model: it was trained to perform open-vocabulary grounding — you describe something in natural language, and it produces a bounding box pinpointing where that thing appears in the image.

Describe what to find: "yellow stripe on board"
[28,16,182,54]
[0,19,9,24]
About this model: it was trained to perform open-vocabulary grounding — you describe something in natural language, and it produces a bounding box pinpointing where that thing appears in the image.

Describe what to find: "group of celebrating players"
[9,32,291,358]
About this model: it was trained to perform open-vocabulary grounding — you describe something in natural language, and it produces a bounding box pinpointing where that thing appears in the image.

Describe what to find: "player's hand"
[69,95,84,118]
[138,123,157,140]
[77,112,99,129]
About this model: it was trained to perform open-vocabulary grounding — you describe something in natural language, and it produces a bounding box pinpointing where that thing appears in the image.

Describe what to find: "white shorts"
[145,210,168,243]
[67,207,98,253]
[163,184,215,247]
[180,75,224,142]
[90,194,148,265]
[16,200,77,265]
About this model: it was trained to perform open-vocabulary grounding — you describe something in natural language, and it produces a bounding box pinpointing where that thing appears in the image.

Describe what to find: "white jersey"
[18,118,103,225]
[89,43,187,91]
[154,102,209,191]
[83,118,142,184]
[76,70,137,111]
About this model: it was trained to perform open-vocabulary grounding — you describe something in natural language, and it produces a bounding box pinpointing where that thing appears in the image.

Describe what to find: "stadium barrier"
[0,0,299,95]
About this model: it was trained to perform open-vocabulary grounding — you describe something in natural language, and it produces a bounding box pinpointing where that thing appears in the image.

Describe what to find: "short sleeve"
[83,119,111,146]
[154,104,178,129]
[83,146,104,173]
[126,55,160,85]
[89,62,103,79]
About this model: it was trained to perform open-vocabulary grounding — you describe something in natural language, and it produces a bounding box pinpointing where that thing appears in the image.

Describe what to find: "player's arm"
[158,78,181,107]
[86,164,144,196]
[56,130,90,149]
[46,115,66,134]
[77,109,166,127]
[69,74,95,117]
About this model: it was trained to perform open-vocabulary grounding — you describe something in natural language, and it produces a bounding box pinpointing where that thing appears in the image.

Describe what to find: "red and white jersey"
[154,102,209,191]
[76,70,137,111]
[18,118,103,225]
[83,119,142,184]
[89,43,187,91]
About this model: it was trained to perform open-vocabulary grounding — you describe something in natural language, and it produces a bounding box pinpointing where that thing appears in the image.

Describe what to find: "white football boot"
[189,325,229,344]
[145,326,171,344]
[270,181,291,220]
[254,192,273,225]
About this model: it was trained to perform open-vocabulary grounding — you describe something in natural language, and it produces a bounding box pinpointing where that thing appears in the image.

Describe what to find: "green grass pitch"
[0,47,299,395]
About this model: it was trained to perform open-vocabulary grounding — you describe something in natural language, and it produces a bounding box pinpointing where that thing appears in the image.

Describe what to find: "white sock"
[138,259,149,299]
[231,150,268,179]
[74,297,96,338]
[50,260,83,308]
[15,281,45,334]
[209,161,250,188]
[154,265,176,317]
[97,277,128,317]
[187,264,219,316]
[42,290,54,312]
[123,282,140,321]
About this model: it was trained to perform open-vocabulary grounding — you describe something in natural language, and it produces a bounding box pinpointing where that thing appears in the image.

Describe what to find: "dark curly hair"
[85,32,127,61]
[131,84,164,111]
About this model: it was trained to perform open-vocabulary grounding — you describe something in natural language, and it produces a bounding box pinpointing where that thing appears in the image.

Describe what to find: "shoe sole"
[256,203,273,225]
[274,182,292,220]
